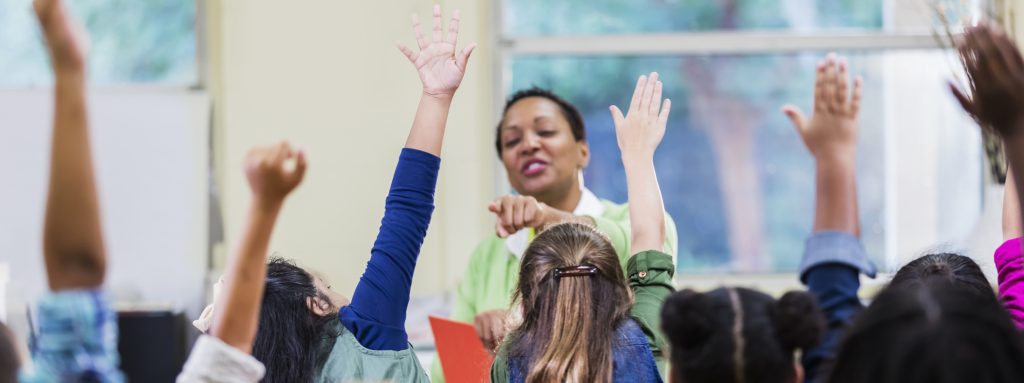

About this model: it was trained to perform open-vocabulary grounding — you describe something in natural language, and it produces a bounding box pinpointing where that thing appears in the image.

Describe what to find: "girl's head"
[495,88,589,202]
[507,222,632,383]
[251,258,346,382]
[890,253,992,297]
[661,288,825,383]
[826,281,1024,383]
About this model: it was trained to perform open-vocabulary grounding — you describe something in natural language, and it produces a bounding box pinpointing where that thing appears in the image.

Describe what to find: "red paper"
[430,315,494,383]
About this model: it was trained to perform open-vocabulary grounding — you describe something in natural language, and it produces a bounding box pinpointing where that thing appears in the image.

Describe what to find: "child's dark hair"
[890,253,992,297]
[826,281,1024,383]
[494,87,586,156]
[661,288,825,383]
[252,258,340,383]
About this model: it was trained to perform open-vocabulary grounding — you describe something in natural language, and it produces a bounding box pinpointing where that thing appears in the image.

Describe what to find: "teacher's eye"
[504,138,520,148]
[537,130,556,137]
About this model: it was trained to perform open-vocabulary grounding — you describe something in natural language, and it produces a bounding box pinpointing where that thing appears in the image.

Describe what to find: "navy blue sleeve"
[338,148,440,351]
[799,231,875,383]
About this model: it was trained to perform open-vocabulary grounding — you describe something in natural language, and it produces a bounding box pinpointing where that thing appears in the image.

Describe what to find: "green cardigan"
[490,250,677,382]
[431,198,678,382]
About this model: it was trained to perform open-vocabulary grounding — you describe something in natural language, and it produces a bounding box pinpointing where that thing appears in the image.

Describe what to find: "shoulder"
[467,236,512,267]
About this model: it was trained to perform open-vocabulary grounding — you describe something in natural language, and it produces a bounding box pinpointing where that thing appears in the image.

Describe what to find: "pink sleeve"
[995,238,1024,329]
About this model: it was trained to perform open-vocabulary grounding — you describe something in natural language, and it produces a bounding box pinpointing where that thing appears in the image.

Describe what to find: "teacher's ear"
[577,141,591,169]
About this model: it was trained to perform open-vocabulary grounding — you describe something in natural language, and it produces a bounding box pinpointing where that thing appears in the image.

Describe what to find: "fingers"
[650,80,664,117]
[976,26,1010,82]
[396,43,418,64]
[629,75,647,112]
[446,9,461,45]
[781,105,807,133]
[513,198,526,230]
[813,60,827,112]
[821,54,837,113]
[835,58,849,108]
[411,14,428,50]
[456,43,477,72]
[658,98,672,126]
[431,4,443,43]
[639,72,659,112]
[501,197,515,233]
[489,314,505,350]
[949,81,975,116]
[849,76,863,117]
[609,105,626,127]
[289,148,308,185]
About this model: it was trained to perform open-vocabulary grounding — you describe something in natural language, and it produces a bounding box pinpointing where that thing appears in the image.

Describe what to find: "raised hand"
[782,53,863,164]
[244,141,307,204]
[34,0,89,75]
[950,23,1024,137]
[398,4,477,99]
[610,72,672,158]
[488,195,552,238]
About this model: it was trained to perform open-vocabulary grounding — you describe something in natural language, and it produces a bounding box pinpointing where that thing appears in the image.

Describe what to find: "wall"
[210,0,495,298]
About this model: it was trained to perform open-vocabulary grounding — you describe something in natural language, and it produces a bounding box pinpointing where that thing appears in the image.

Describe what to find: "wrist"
[251,196,285,214]
[421,89,455,102]
[621,150,656,165]
[813,152,856,169]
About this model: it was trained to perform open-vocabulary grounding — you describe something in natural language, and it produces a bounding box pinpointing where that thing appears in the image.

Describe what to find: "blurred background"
[0,0,1019,379]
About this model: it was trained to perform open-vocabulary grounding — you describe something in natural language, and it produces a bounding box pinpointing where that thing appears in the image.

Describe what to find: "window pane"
[0,0,196,87]
[503,0,977,37]
[508,51,981,273]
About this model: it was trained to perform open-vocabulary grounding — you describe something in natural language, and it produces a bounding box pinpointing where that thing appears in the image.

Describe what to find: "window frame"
[492,0,980,282]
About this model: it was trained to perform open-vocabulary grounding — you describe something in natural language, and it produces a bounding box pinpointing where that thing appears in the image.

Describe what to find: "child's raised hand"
[397,4,477,99]
[610,72,671,158]
[33,0,89,74]
[782,54,862,163]
[244,142,307,204]
[951,23,1024,137]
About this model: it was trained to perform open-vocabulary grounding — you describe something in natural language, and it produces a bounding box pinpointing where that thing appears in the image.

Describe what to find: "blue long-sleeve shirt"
[798,231,877,383]
[338,148,440,351]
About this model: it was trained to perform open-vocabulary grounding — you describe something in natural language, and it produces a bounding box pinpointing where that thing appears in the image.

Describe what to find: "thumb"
[609,105,626,127]
[781,105,807,133]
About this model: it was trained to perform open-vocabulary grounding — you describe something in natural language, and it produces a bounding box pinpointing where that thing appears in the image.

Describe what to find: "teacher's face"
[498,97,589,197]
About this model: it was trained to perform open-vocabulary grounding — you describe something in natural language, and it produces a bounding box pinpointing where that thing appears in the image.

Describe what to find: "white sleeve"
[176,335,266,383]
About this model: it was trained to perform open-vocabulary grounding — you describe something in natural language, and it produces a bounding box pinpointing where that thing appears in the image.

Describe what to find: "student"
[1,323,19,383]
[660,53,868,383]
[825,282,1024,383]
[490,72,675,382]
[176,142,307,382]
[996,169,1024,328]
[19,0,125,381]
[434,82,681,383]
[237,5,475,382]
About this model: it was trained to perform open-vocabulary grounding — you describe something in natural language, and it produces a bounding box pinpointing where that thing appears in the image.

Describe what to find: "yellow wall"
[209,0,495,296]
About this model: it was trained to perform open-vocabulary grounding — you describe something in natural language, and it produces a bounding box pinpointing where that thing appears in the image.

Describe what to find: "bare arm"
[398,5,476,156]
[783,54,863,236]
[610,72,672,254]
[34,0,107,290]
[211,142,307,353]
[1005,168,1023,240]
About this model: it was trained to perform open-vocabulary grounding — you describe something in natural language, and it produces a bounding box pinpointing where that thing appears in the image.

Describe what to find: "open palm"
[399,5,476,98]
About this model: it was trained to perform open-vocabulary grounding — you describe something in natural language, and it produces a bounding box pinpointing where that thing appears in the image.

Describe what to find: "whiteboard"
[0,88,211,335]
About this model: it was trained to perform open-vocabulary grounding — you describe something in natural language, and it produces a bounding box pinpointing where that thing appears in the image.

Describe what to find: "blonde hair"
[506,222,633,383]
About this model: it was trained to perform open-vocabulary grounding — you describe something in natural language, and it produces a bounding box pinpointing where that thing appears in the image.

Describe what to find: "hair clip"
[554,264,598,278]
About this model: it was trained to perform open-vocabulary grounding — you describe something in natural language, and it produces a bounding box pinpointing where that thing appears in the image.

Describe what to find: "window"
[0,0,197,87]
[499,0,985,274]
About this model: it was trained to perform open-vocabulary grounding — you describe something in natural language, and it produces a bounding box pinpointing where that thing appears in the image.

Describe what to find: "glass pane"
[508,51,981,273]
[503,0,977,37]
[0,0,196,87]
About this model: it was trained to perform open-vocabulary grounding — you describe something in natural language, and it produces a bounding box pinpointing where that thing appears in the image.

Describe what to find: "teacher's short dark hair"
[495,87,586,157]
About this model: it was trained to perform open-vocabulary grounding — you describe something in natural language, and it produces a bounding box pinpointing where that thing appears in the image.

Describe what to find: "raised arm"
[397,4,476,156]
[950,24,1024,211]
[610,72,670,254]
[783,54,876,383]
[783,54,861,237]
[35,0,105,290]
[210,142,307,353]
[338,4,475,351]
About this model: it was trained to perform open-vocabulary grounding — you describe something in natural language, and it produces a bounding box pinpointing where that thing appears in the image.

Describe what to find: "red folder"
[429,315,494,383]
